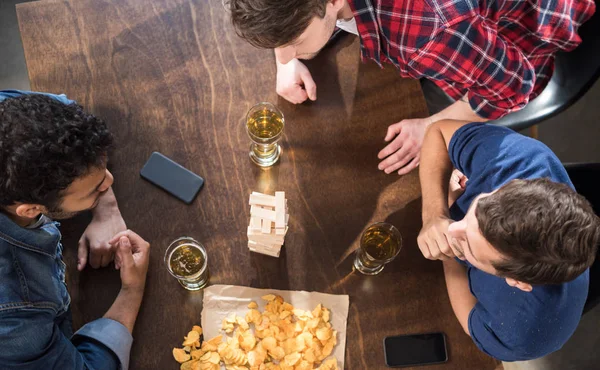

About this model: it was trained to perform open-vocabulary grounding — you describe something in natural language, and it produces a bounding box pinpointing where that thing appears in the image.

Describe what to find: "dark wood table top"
[16,1,496,369]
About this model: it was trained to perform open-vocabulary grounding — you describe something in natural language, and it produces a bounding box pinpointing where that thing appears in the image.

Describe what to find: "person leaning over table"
[0,91,150,370]
[417,119,600,361]
[227,0,595,176]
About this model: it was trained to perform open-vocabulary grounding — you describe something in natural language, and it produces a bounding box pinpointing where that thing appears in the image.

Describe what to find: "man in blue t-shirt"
[417,120,600,361]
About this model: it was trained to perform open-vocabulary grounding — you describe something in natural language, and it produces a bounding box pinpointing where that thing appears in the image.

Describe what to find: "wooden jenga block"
[248,240,280,251]
[249,217,261,231]
[275,226,288,236]
[250,205,277,222]
[275,192,286,228]
[248,246,280,257]
[261,219,272,234]
[249,192,277,207]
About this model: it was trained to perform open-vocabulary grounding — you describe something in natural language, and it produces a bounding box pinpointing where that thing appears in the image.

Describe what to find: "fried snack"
[172,295,340,370]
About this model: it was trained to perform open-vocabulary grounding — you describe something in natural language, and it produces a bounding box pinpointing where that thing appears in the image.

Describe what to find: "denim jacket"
[0,91,133,369]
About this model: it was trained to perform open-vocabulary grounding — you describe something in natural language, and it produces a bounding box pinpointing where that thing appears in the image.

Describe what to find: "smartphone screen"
[140,152,204,204]
[384,333,448,367]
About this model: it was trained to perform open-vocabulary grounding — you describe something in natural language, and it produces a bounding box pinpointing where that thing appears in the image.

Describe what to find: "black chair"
[564,163,600,314]
[422,11,600,132]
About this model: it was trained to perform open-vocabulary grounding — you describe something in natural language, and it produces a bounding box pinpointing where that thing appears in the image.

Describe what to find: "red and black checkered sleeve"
[407,17,536,120]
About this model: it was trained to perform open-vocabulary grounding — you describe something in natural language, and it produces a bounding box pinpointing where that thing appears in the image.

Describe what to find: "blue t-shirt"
[447,123,589,361]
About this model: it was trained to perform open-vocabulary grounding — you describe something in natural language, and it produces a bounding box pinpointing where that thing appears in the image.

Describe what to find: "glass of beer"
[245,102,285,167]
[353,222,402,275]
[164,237,209,291]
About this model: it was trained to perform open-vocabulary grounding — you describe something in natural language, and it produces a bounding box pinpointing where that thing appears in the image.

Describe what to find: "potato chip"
[269,346,285,360]
[296,360,313,370]
[192,325,203,335]
[316,327,332,341]
[261,294,276,302]
[284,352,301,366]
[248,301,259,309]
[173,348,191,363]
[261,336,277,351]
[207,335,223,346]
[183,330,201,346]
[318,358,338,370]
[239,329,257,351]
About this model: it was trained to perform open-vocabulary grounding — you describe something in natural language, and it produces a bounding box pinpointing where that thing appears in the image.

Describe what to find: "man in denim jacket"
[0,91,150,370]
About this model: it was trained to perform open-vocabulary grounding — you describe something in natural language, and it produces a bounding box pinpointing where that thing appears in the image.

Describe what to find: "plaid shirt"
[347,0,596,119]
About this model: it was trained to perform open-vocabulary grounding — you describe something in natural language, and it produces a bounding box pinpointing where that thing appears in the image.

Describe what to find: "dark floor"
[1,1,599,369]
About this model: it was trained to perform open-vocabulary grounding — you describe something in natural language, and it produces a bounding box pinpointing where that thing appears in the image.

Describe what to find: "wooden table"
[17,1,496,369]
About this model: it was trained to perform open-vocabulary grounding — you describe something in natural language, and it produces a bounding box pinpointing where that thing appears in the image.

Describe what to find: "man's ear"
[15,204,44,219]
[505,277,533,292]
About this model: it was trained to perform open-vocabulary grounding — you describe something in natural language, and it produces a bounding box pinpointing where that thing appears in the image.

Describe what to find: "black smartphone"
[384,332,448,367]
[140,152,204,204]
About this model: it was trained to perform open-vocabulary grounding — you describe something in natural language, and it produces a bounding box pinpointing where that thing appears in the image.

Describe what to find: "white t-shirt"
[336,17,358,36]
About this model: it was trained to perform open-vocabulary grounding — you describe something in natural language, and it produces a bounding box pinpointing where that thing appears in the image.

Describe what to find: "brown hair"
[227,0,329,48]
[476,178,600,285]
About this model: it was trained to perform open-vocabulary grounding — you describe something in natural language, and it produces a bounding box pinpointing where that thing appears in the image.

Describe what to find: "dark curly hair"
[0,94,113,210]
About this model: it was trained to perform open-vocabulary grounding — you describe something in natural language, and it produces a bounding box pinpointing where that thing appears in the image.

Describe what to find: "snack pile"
[172,294,339,370]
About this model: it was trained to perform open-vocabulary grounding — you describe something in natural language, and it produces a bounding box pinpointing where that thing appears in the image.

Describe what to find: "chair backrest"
[564,163,600,314]
[494,11,600,131]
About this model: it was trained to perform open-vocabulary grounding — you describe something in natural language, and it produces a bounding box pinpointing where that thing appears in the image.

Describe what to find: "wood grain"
[17,0,497,369]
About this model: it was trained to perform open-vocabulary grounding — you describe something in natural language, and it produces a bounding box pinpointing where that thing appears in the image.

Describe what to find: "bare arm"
[443,258,477,335]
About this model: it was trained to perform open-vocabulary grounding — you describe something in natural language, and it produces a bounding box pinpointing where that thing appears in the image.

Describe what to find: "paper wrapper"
[201,284,350,369]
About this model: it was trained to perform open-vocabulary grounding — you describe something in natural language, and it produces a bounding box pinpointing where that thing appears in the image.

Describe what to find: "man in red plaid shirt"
[228,0,595,175]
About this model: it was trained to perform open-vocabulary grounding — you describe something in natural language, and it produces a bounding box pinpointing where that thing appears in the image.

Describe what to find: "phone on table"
[140,152,204,204]
[384,332,448,367]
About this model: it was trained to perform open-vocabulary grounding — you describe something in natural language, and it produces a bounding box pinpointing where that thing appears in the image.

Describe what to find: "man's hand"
[77,189,127,271]
[103,230,150,333]
[418,215,464,260]
[448,169,468,205]
[378,117,431,175]
[111,230,150,292]
[276,58,317,104]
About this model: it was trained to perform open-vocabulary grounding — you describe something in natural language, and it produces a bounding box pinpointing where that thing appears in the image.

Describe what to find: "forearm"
[103,288,144,334]
[443,259,477,335]
[420,125,453,221]
[431,99,488,124]
[92,187,121,220]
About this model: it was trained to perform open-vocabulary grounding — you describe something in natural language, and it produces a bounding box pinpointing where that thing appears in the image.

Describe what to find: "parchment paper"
[201,284,350,369]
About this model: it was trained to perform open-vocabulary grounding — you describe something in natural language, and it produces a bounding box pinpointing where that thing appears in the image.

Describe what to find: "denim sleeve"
[0,310,128,370]
[0,89,75,105]
[73,318,133,370]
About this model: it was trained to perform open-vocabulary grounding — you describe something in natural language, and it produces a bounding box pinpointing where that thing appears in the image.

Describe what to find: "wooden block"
[249,193,277,207]
[248,246,280,258]
[275,192,286,228]
[250,205,277,222]
[261,219,272,234]
[249,217,262,231]
[248,234,284,246]
[249,240,280,251]
[275,226,288,235]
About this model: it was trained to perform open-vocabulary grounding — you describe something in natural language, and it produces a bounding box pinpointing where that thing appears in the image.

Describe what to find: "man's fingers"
[384,122,403,142]
[116,236,135,269]
[397,155,420,176]
[417,236,433,260]
[301,72,317,101]
[77,238,88,271]
[89,250,101,269]
[448,236,465,260]
[378,134,406,161]
[379,146,414,174]
[435,232,455,258]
